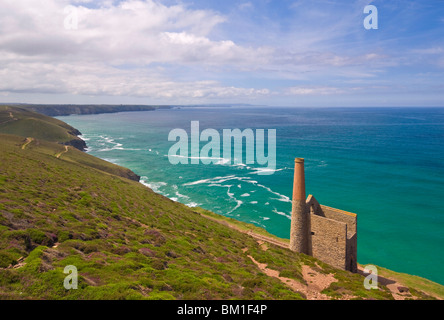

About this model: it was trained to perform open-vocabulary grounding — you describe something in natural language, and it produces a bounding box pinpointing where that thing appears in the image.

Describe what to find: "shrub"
[27,228,54,247]
[57,230,72,243]
[0,269,20,286]
[0,251,16,268]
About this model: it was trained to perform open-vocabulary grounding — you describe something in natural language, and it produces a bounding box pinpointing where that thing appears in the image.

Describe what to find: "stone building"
[289,158,357,272]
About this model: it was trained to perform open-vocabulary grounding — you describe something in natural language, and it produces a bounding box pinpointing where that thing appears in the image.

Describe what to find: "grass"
[0,106,443,300]
[0,106,81,144]
[6,104,165,117]
[0,131,304,299]
[374,265,444,300]
[194,207,289,244]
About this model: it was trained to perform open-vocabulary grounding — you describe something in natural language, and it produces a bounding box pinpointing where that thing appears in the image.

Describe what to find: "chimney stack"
[289,158,310,254]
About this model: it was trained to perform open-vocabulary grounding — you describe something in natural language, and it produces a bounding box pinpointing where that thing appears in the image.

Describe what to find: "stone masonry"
[290,158,357,273]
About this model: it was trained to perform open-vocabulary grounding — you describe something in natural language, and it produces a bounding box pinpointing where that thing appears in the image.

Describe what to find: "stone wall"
[311,214,347,270]
[321,206,357,234]
[346,232,358,273]
[305,195,358,272]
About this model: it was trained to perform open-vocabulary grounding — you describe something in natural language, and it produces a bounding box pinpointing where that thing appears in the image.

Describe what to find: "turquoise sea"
[58,106,444,285]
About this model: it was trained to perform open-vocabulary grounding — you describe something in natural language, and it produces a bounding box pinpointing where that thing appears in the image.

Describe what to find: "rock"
[397,286,409,293]
[61,138,87,151]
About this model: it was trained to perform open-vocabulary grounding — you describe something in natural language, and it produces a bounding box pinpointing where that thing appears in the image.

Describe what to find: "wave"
[172,184,191,201]
[140,176,167,194]
[167,152,290,175]
[166,154,235,166]
[186,202,200,208]
[248,167,289,175]
[102,158,120,164]
[183,174,291,207]
[255,182,291,203]
[183,175,240,186]
[93,134,142,152]
[272,208,291,219]
[78,134,90,141]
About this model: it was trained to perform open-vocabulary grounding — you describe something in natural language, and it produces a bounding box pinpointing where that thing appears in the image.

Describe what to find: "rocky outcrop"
[20,104,168,116]
[124,170,141,182]
[62,138,87,152]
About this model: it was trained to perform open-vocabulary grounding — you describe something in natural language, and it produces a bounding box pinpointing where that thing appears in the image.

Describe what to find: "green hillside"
[4,104,168,117]
[0,105,86,150]
[0,106,442,300]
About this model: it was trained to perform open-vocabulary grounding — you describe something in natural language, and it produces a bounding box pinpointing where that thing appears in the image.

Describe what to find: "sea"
[57,106,444,285]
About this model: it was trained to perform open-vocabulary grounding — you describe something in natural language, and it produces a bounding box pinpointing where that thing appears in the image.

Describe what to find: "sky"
[0,0,444,107]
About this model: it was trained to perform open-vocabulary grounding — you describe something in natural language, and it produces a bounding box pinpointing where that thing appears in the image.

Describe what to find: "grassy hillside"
[0,105,86,150]
[3,104,168,117]
[0,107,442,300]
[0,106,139,182]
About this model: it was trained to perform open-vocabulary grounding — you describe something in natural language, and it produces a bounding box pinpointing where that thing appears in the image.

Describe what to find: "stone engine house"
[289,158,357,272]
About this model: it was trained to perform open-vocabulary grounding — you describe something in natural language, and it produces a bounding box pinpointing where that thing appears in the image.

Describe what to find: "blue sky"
[0,0,443,106]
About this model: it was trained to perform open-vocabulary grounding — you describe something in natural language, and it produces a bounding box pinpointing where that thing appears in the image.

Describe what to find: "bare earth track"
[201,213,441,300]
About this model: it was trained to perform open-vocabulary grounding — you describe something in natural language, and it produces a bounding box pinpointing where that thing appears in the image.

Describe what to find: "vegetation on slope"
[0,106,442,300]
[3,104,169,117]
[0,105,86,151]
[0,107,139,181]
[0,134,305,299]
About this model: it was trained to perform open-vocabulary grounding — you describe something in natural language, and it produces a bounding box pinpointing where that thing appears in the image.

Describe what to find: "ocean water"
[58,107,444,285]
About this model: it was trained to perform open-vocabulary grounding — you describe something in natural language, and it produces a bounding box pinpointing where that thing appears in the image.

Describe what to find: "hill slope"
[0,105,87,151]
[0,107,442,300]
[3,104,168,117]
[0,106,139,182]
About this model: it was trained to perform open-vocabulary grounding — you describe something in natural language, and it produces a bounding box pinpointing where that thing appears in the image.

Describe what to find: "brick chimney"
[289,158,310,254]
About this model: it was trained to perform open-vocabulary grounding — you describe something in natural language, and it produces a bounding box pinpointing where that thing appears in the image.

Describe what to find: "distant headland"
[0,104,171,117]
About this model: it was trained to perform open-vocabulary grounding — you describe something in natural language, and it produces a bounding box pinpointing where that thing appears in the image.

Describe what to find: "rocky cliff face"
[124,170,141,182]
[62,138,87,152]
[19,104,166,116]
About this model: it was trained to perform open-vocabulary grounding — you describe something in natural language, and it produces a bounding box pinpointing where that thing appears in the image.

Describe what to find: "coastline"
[1,105,443,299]
[71,116,444,295]
[8,104,171,117]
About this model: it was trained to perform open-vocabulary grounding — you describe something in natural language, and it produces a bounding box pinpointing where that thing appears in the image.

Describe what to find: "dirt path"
[21,137,34,150]
[202,214,289,249]
[246,252,338,300]
[8,111,18,121]
[0,110,18,125]
[200,212,438,300]
[55,145,69,158]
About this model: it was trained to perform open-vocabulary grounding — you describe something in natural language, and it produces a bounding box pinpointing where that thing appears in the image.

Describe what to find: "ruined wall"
[346,233,358,273]
[321,206,357,273]
[310,214,347,270]
[321,206,357,234]
[305,195,358,272]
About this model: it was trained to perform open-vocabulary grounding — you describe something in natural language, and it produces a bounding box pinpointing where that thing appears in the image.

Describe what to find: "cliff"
[7,104,170,117]
[0,106,139,181]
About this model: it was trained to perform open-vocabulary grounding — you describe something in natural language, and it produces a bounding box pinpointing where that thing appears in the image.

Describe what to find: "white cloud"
[284,86,346,96]
[0,58,271,101]
[238,2,253,10]
[0,0,439,105]
[0,0,275,101]
[0,0,265,65]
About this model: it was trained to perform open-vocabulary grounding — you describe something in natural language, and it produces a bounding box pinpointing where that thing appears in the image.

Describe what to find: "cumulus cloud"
[0,0,272,101]
[0,0,439,105]
[284,86,346,96]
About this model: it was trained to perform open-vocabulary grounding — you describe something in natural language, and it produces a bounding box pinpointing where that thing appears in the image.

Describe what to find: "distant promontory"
[4,104,171,117]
